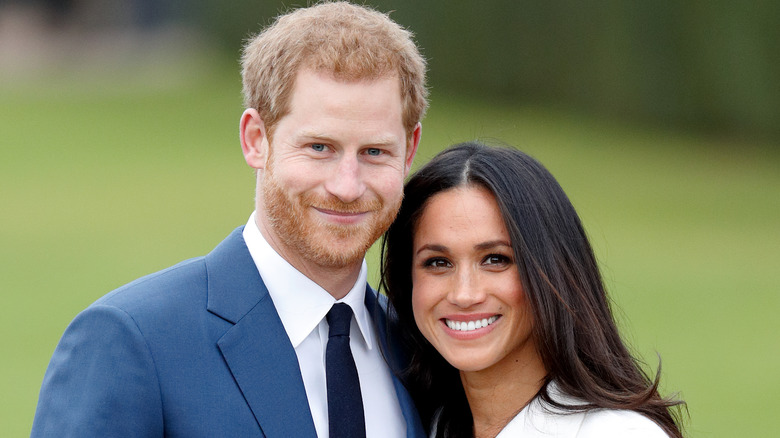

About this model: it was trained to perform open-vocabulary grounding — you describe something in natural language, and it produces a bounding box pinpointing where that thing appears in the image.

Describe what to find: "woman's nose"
[446,269,486,309]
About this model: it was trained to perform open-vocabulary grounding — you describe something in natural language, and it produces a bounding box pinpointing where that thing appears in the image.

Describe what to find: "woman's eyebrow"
[414,243,448,256]
[474,240,512,251]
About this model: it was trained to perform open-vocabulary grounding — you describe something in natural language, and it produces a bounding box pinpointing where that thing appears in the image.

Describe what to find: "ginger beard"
[262,156,402,269]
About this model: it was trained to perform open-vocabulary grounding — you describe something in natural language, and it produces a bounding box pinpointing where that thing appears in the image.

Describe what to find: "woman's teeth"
[445,316,498,332]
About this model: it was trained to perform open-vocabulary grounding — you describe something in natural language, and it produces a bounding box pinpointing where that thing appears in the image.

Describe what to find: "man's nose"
[324,154,366,203]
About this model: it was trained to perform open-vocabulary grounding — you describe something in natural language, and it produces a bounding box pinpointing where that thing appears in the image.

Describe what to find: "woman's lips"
[444,315,499,332]
[441,314,501,339]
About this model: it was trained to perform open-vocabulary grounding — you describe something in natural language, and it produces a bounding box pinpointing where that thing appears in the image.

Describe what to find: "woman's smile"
[444,315,500,332]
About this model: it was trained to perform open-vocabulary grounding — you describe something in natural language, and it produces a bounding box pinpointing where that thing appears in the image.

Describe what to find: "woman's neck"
[460,354,547,438]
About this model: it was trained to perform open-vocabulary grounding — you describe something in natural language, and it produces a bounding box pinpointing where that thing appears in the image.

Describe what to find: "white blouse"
[431,383,669,438]
[495,384,669,438]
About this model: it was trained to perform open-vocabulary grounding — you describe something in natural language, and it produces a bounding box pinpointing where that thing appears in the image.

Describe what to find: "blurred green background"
[1,1,778,436]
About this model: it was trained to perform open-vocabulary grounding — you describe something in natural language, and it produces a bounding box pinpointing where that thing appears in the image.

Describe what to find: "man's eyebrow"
[296,131,335,142]
[297,130,401,147]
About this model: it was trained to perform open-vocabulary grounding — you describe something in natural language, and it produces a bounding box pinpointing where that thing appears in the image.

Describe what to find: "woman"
[381,142,685,437]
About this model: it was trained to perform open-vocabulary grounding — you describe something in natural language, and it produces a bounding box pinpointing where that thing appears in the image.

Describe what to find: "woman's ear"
[240,108,269,170]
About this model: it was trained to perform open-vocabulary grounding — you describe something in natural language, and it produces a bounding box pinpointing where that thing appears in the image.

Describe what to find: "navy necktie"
[326,303,366,438]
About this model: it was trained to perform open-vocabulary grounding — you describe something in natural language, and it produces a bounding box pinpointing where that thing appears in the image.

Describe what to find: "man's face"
[259,69,418,269]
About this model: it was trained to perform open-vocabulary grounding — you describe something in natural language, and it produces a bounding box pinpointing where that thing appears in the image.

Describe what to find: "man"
[31,2,427,437]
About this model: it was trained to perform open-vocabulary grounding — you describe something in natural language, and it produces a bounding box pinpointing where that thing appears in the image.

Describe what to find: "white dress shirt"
[242,212,406,438]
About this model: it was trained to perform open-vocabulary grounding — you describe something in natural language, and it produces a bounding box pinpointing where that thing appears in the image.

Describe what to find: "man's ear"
[240,108,269,170]
[404,122,422,176]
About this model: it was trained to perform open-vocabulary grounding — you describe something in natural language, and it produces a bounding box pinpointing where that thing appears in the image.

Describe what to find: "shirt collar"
[242,212,375,350]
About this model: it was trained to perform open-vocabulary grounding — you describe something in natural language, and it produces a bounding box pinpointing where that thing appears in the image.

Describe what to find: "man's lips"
[315,207,367,215]
[314,207,370,224]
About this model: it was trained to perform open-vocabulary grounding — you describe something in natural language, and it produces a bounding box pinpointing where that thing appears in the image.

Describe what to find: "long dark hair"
[380,141,685,438]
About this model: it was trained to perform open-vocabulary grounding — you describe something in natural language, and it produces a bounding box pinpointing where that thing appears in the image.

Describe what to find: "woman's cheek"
[411,275,436,339]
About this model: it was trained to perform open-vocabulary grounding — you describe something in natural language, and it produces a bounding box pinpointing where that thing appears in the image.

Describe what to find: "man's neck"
[292,258,363,300]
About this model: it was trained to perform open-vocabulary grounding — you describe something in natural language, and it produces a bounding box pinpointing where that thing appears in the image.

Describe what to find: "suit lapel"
[217,297,317,437]
[365,287,426,438]
[207,228,317,437]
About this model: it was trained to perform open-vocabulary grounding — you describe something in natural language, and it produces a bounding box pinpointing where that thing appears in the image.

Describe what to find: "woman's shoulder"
[578,408,669,438]
[499,404,669,438]
[498,382,670,438]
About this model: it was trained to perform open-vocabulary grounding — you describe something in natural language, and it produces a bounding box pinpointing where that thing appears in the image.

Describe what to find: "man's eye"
[311,143,326,152]
[366,148,382,156]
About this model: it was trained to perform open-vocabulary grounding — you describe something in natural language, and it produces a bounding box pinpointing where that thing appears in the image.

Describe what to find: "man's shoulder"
[93,255,209,313]
[90,226,248,316]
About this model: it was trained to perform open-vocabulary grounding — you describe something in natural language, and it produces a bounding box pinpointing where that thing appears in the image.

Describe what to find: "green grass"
[2,64,778,437]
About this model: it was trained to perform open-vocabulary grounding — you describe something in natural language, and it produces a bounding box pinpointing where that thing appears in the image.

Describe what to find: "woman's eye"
[484,254,511,266]
[424,258,451,269]
[311,143,327,152]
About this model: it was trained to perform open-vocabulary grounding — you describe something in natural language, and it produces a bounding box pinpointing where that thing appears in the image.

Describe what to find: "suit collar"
[206,227,266,324]
[206,227,318,437]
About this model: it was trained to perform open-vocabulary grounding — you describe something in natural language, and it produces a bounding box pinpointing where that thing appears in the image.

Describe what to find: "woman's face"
[411,186,540,375]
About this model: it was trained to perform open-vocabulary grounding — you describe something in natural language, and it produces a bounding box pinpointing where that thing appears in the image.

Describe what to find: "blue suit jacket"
[32,227,424,437]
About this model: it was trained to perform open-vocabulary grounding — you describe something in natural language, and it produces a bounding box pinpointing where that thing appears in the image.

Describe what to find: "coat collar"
[206,227,265,324]
[207,227,318,437]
